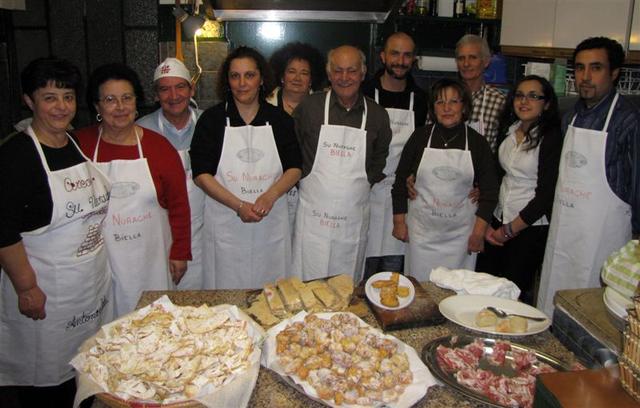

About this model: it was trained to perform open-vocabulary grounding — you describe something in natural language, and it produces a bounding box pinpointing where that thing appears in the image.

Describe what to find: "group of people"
[0,30,638,406]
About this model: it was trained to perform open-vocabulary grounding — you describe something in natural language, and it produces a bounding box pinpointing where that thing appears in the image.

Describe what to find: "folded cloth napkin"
[429,267,521,300]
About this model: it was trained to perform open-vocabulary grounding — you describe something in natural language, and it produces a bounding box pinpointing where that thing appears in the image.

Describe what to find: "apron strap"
[26,126,84,174]
[374,88,379,103]
[323,91,331,124]
[324,90,367,130]
[409,91,414,111]
[426,123,436,148]
[226,117,231,127]
[603,93,619,131]
[478,86,486,130]
[361,99,368,130]
[569,92,620,130]
[96,126,144,160]
[464,125,469,151]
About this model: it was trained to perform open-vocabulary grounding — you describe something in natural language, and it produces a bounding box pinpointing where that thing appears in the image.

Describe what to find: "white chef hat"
[153,58,192,82]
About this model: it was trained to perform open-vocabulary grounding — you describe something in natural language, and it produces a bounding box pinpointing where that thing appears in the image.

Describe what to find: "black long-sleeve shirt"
[190,98,302,178]
[392,123,499,222]
[0,132,85,247]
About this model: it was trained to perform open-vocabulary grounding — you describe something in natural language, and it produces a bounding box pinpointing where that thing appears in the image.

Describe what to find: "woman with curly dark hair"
[478,75,563,305]
[267,42,325,116]
[190,46,302,288]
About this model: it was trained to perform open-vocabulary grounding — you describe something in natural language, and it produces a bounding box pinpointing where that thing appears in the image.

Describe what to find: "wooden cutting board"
[362,276,445,331]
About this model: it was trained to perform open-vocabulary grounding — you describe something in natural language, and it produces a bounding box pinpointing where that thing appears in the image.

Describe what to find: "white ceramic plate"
[365,272,415,310]
[438,294,550,336]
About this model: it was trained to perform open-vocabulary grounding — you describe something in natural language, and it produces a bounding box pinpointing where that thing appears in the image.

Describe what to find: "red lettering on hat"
[161,65,171,74]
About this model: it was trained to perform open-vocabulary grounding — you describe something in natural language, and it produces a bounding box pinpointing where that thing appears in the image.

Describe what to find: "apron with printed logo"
[202,118,289,289]
[406,125,476,280]
[157,110,205,289]
[538,93,631,316]
[366,89,415,258]
[0,127,111,386]
[93,129,173,317]
[292,91,370,282]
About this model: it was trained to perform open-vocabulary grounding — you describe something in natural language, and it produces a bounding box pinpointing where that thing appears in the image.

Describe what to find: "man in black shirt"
[362,32,428,278]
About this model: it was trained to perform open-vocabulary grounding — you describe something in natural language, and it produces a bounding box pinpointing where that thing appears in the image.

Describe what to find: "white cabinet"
[500,0,556,48]
[501,0,633,52]
[553,0,632,49]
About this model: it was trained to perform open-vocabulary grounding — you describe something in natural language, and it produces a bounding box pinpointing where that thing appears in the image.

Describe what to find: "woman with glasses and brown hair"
[477,75,562,305]
[392,78,498,280]
[76,63,191,317]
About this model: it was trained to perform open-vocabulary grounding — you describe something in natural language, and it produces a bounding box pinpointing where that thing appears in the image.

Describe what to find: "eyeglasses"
[435,98,462,107]
[100,93,136,107]
[514,92,546,102]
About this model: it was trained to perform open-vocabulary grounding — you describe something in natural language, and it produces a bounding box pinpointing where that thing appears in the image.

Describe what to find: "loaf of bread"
[276,278,303,312]
[307,280,337,308]
[327,274,354,309]
[264,283,287,318]
[246,293,279,326]
[288,276,319,310]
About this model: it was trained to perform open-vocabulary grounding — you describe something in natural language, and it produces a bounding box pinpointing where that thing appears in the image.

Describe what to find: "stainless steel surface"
[486,306,548,322]
[213,9,389,23]
[422,335,571,408]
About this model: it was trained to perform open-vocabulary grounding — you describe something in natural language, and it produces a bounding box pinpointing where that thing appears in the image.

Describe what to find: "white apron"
[366,89,415,258]
[495,122,548,226]
[158,111,205,290]
[292,91,370,282]
[203,117,289,289]
[0,128,111,386]
[467,87,486,136]
[538,93,631,316]
[406,125,477,280]
[93,129,173,317]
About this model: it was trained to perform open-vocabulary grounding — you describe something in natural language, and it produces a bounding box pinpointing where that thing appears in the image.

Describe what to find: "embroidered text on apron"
[406,124,477,280]
[538,93,631,317]
[0,127,111,386]
[93,128,173,317]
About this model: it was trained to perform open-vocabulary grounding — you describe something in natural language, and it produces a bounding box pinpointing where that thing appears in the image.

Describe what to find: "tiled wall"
[159,40,229,111]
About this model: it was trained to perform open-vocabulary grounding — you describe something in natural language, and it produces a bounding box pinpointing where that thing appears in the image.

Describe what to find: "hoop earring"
[135,111,139,119]
[96,113,102,122]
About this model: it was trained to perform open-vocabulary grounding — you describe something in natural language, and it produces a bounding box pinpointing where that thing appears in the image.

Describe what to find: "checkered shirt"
[470,84,506,152]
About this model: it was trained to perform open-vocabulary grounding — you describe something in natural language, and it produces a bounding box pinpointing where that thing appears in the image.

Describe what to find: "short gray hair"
[326,46,367,75]
[455,34,491,61]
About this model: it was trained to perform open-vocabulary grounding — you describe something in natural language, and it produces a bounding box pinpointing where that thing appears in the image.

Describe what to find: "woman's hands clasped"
[238,191,278,223]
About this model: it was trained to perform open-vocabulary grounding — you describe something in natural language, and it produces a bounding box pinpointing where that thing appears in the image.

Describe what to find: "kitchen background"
[0,0,638,137]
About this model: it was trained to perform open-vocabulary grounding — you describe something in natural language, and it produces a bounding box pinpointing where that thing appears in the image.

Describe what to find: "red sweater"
[75,125,191,260]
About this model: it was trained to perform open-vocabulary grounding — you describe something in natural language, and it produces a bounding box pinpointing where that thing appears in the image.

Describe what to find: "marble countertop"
[93,283,577,408]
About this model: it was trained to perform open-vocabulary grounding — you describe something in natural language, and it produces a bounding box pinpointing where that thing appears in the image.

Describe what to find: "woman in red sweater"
[75,63,190,317]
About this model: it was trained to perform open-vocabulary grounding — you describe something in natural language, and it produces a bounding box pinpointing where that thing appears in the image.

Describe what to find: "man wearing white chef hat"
[362,32,428,279]
[538,37,640,317]
[455,34,505,153]
[137,57,204,289]
[292,45,392,282]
